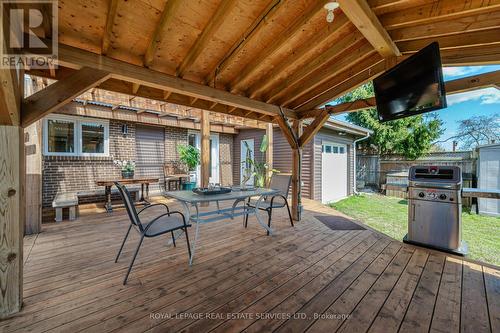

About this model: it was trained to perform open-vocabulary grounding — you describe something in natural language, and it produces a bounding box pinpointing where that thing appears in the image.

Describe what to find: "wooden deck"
[3,199,499,333]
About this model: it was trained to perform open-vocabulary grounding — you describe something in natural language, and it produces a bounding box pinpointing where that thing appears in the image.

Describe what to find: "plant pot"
[121,170,134,179]
[182,182,196,190]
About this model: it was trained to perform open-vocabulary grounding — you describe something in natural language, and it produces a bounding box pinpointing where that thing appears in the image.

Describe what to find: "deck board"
[0,199,497,333]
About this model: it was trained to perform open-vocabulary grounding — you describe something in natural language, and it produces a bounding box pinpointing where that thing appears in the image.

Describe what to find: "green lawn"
[331,194,500,266]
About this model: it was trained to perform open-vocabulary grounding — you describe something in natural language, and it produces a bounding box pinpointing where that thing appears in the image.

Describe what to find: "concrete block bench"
[52,193,78,222]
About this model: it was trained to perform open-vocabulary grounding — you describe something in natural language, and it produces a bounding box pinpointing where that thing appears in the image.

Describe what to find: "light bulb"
[326,10,334,23]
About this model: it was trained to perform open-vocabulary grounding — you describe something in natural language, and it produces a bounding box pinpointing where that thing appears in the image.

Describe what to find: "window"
[47,119,75,154]
[332,146,339,154]
[339,146,345,154]
[325,145,332,153]
[44,115,109,156]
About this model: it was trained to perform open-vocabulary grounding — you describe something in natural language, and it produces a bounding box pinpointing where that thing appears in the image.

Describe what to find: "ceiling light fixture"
[324,1,339,23]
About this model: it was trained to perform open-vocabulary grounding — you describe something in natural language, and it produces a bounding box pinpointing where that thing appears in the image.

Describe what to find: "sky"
[334,65,500,151]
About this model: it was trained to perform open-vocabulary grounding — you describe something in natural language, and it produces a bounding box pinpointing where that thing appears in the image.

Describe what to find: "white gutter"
[352,133,371,195]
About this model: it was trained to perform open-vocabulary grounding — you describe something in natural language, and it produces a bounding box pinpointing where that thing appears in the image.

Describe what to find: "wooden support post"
[291,120,303,221]
[24,121,42,235]
[266,123,273,185]
[0,126,24,318]
[200,110,210,188]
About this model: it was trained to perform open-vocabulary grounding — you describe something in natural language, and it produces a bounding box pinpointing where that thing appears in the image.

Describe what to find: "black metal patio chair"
[114,182,192,284]
[244,174,294,235]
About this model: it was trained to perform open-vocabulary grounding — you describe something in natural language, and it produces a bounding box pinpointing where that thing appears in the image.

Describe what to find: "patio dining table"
[96,177,159,213]
[164,187,279,265]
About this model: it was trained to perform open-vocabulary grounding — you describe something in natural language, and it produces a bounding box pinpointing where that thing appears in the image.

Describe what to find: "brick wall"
[42,119,234,208]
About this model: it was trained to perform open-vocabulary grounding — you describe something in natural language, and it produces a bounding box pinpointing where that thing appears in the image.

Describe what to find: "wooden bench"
[76,187,140,199]
[52,193,78,222]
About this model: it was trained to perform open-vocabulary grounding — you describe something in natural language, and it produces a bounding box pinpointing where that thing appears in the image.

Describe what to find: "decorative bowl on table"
[192,187,232,195]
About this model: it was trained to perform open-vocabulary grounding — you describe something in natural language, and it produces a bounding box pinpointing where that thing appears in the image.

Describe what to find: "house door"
[321,142,348,203]
[240,139,254,186]
[135,125,165,194]
[188,132,219,185]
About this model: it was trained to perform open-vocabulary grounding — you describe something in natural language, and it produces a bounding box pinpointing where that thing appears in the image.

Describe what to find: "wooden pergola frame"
[1,0,500,318]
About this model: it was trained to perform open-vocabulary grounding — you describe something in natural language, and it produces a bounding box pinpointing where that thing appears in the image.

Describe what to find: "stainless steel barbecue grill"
[404,165,467,255]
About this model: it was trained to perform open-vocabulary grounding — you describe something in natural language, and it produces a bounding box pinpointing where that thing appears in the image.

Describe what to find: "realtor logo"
[0,0,58,69]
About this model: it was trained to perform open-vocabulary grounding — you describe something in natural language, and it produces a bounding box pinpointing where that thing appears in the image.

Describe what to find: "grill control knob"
[418,192,425,198]
[439,194,447,200]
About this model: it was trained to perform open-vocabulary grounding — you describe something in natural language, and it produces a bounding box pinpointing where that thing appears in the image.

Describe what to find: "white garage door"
[321,142,348,203]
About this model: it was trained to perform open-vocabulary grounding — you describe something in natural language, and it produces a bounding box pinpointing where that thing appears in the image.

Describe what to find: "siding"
[233,128,313,199]
[233,129,266,185]
[312,128,357,201]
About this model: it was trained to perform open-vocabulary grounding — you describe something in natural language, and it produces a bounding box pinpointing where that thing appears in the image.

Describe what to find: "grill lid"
[409,166,462,185]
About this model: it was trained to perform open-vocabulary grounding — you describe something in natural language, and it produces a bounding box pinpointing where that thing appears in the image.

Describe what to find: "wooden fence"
[357,151,477,206]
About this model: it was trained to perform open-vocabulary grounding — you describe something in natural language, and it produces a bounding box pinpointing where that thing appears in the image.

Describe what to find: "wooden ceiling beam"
[369,0,435,16]
[101,0,119,55]
[22,67,111,127]
[298,109,330,147]
[276,43,378,107]
[264,33,369,104]
[390,10,500,42]
[338,0,401,57]
[0,67,21,126]
[380,0,500,31]
[203,0,284,86]
[275,112,299,150]
[176,0,238,78]
[144,0,183,67]
[397,28,500,53]
[46,43,297,119]
[297,58,388,111]
[248,14,352,100]
[229,0,325,93]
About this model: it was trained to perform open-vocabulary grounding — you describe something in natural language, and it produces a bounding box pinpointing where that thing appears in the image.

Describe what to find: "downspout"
[352,133,371,195]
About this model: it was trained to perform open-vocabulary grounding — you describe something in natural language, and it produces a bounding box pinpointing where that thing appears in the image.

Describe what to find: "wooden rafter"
[176,0,237,78]
[297,58,387,111]
[397,28,500,53]
[275,43,377,107]
[338,0,401,57]
[265,31,369,104]
[248,14,352,99]
[390,10,500,42]
[203,0,284,86]
[22,67,111,127]
[379,0,500,30]
[44,43,297,119]
[229,0,325,92]
[144,0,183,67]
[101,0,119,55]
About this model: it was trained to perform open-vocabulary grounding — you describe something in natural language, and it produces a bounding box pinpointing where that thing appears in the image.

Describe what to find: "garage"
[135,125,165,193]
[321,142,348,203]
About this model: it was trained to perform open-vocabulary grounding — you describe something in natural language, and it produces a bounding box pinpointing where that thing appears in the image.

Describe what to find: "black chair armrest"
[137,203,170,215]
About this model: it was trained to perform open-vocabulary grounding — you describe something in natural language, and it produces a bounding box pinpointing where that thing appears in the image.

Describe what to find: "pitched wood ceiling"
[29,0,500,121]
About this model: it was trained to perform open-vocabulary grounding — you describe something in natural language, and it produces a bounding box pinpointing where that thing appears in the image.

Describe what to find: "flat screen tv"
[373,42,447,122]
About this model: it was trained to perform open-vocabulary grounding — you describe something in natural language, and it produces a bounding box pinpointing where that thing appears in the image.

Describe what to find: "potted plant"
[177,144,200,190]
[114,160,136,179]
[241,135,279,188]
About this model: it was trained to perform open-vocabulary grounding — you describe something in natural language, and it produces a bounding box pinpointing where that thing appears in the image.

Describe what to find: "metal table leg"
[105,185,113,213]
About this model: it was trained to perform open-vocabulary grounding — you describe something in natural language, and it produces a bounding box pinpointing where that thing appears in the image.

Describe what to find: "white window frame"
[43,114,110,157]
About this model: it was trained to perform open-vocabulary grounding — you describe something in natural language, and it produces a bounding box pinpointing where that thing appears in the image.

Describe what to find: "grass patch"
[331,194,500,266]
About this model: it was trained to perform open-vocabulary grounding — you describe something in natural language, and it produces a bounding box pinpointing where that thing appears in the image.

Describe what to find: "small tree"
[338,83,443,159]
